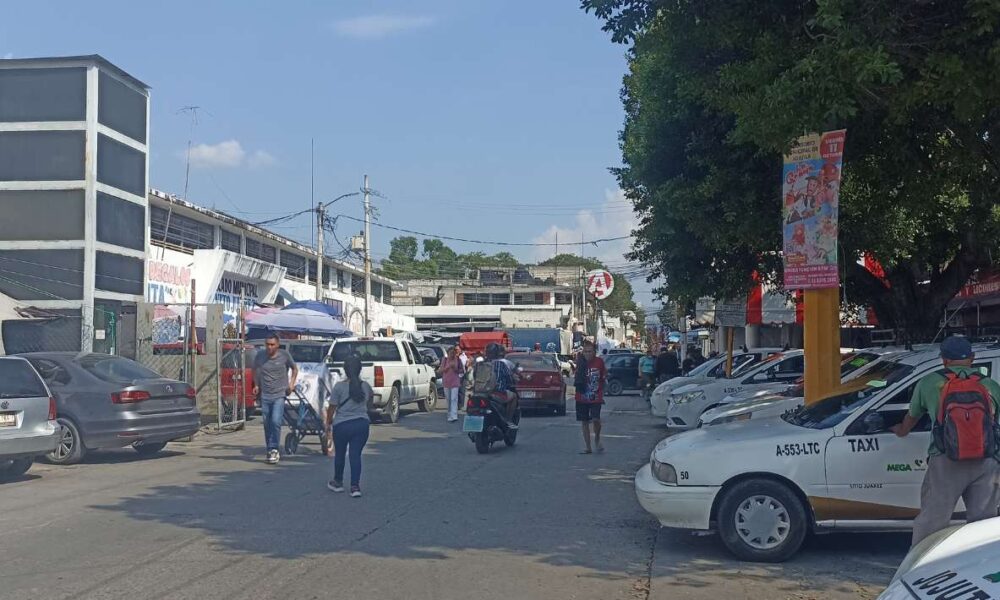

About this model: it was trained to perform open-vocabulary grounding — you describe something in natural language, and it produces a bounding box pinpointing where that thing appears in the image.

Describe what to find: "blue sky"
[1,1,655,309]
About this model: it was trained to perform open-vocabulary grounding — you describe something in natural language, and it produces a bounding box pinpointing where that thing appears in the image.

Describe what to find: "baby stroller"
[282,363,336,455]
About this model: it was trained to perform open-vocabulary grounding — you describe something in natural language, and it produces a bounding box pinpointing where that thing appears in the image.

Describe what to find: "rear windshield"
[783,362,916,429]
[509,353,559,370]
[78,355,163,384]
[288,345,331,364]
[330,341,402,362]
[0,360,47,398]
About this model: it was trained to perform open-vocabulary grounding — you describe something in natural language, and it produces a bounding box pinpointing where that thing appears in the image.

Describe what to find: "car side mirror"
[862,412,886,434]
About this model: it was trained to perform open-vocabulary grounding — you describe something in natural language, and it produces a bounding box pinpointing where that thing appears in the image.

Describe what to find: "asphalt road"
[0,394,908,600]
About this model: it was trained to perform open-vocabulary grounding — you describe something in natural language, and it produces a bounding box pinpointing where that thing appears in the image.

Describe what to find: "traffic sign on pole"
[586,270,614,300]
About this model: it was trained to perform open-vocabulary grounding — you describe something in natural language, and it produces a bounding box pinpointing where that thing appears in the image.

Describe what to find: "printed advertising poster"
[782,129,846,289]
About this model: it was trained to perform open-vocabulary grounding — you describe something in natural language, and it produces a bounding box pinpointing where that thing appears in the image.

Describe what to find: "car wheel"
[607,379,623,396]
[48,417,86,465]
[0,457,33,481]
[382,386,401,424]
[284,432,299,455]
[474,432,490,454]
[133,441,167,456]
[717,478,808,563]
[418,383,436,412]
[504,410,520,447]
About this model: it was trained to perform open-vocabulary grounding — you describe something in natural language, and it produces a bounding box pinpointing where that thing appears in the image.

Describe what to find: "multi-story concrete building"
[0,55,150,353]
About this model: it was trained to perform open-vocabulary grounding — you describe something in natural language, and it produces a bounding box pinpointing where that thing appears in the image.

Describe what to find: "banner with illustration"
[782,129,846,289]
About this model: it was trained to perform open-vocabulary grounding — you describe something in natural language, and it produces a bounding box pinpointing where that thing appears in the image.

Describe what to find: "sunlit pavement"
[0,396,905,600]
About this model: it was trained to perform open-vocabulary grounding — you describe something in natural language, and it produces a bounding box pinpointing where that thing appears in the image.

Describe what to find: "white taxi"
[700,348,911,427]
[665,350,805,430]
[649,348,782,418]
[878,516,1000,599]
[636,346,1000,562]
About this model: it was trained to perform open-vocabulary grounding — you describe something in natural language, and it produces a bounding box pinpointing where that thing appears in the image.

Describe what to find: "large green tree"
[584,0,1000,339]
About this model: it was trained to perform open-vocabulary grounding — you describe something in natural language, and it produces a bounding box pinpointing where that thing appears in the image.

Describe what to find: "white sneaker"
[266,449,279,464]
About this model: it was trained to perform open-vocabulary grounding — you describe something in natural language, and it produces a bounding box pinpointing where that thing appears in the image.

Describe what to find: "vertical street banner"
[782,129,846,289]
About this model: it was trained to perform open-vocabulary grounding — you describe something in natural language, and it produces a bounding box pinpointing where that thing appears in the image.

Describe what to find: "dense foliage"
[584,0,1000,338]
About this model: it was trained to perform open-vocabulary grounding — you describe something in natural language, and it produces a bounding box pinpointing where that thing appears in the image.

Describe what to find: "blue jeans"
[333,418,370,487]
[261,396,284,452]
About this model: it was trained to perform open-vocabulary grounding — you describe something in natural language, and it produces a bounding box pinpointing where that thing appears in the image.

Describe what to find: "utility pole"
[315,203,324,302]
[363,174,372,336]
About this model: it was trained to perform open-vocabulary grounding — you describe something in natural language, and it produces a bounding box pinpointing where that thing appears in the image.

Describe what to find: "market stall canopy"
[245,307,352,338]
[281,300,342,318]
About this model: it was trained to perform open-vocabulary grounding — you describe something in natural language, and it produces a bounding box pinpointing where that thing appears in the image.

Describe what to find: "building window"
[245,238,276,263]
[462,292,511,305]
[513,292,544,305]
[150,206,214,251]
[421,296,438,306]
[337,269,346,290]
[351,273,364,297]
[308,259,317,282]
[555,293,574,305]
[371,282,383,303]
[383,287,393,305]
[280,251,307,281]
[220,229,241,253]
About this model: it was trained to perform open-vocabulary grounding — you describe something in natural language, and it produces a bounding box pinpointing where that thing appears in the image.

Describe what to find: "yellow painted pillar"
[803,288,841,405]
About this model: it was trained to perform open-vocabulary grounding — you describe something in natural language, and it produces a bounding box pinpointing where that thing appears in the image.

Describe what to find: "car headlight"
[651,458,677,484]
[673,391,704,405]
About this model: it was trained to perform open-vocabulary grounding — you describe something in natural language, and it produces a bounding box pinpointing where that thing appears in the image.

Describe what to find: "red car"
[220,345,258,413]
[508,352,567,416]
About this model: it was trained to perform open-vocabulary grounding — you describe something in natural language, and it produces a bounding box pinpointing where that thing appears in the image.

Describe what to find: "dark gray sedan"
[20,353,201,465]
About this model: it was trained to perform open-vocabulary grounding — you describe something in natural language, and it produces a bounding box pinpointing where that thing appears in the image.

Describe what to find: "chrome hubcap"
[735,495,790,550]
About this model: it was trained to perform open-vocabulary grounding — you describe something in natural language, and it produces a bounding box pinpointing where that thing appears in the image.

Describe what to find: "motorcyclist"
[484,342,519,424]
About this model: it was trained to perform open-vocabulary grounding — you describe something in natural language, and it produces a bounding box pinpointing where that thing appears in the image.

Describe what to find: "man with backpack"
[892,336,1000,545]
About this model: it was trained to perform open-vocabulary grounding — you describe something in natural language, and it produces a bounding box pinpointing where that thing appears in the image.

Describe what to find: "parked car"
[508,352,567,415]
[877,516,1000,599]
[325,337,436,422]
[635,345,1000,562]
[604,352,643,396]
[605,348,635,355]
[20,353,201,465]
[0,357,59,481]
[665,350,805,430]
[649,348,784,417]
[417,347,446,401]
[699,347,911,427]
[220,344,258,414]
[417,343,450,366]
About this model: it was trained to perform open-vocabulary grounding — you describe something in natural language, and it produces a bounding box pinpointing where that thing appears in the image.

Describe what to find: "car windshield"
[840,351,880,377]
[782,362,916,429]
[688,356,722,377]
[732,352,786,378]
[330,341,402,362]
[0,360,48,397]
[509,353,559,370]
[288,344,331,364]
[78,355,163,384]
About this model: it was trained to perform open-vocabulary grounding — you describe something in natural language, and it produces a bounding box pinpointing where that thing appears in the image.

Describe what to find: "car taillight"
[111,390,151,404]
[48,397,56,420]
[374,366,384,388]
[185,385,196,399]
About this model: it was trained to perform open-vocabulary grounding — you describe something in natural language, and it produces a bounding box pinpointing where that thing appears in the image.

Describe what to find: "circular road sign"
[586,270,615,300]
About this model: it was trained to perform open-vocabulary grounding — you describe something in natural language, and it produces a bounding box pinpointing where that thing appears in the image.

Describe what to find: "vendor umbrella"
[245,307,352,337]
[281,300,341,318]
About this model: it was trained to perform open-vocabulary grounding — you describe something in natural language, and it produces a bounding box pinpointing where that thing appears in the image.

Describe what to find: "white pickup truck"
[325,337,437,423]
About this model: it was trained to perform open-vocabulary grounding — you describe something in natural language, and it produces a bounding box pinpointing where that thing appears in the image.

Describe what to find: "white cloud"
[183,141,275,169]
[187,140,245,169]
[531,189,637,267]
[247,149,276,168]
[332,15,435,39]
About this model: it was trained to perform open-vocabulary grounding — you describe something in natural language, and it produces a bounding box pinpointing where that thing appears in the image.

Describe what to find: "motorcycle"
[463,391,521,454]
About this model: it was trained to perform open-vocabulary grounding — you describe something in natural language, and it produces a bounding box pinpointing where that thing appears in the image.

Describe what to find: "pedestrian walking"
[892,336,1000,545]
[326,354,372,498]
[575,339,606,454]
[638,347,657,401]
[251,334,298,465]
[655,345,680,384]
[439,345,465,422]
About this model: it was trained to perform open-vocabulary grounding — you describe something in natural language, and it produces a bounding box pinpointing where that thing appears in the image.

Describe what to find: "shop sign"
[782,129,846,289]
[147,261,191,304]
[213,276,259,320]
[958,271,1000,300]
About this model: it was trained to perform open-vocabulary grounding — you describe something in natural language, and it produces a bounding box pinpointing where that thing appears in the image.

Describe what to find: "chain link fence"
[217,338,248,431]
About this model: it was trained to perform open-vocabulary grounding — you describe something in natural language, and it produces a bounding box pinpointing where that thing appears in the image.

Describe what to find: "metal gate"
[217,338,248,430]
